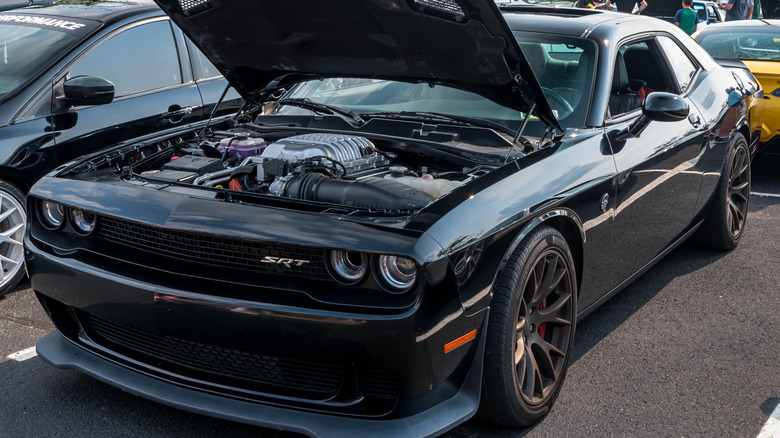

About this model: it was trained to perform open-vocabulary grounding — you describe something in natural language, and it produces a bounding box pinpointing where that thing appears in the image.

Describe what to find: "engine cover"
[261,133,389,175]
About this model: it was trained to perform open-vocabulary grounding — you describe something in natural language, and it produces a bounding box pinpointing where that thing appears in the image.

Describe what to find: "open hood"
[154,0,560,131]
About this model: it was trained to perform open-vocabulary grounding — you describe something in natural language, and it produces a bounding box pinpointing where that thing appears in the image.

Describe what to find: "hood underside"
[153,0,560,130]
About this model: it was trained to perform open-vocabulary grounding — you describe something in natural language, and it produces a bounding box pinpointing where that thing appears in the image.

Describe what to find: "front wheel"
[0,181,26,297]
[480,225,577,426]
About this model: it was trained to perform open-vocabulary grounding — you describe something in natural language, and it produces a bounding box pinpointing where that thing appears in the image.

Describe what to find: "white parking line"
[757,402,780,438]
[6,346,37,362]
[752,192,780,199]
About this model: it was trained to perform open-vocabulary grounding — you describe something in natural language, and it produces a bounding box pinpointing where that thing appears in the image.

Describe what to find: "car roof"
[501,6,678,39]
[11,0,160,23]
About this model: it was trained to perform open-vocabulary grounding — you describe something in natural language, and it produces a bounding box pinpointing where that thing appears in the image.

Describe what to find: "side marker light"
[444,329,477,353]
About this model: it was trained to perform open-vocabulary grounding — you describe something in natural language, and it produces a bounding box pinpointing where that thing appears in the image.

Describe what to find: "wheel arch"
[0,172,31,197]
[737,123,751,151]
[497,209,585,296]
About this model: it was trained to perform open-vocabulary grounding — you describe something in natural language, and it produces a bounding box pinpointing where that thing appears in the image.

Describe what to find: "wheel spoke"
[0,254,19,265]
[0,223,24,245]
[730,150,746,182]
[0,205,17,223]
[522,344,543,400]
[729,181,749,200]
[535,293,572,326]
[728,200,743,234]
[531,255,561,306]
[515,336,525,366]
[529,333,564,379]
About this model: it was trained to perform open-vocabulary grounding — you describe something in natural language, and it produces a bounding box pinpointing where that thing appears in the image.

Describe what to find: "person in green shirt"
[674,0,698,35]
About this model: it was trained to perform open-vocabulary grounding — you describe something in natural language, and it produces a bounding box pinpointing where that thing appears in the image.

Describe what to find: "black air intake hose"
[285,174,434,210]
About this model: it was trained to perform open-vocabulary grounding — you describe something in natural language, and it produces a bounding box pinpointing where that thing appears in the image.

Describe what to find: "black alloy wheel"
[697,133,750,251]
[725,143,750,238]
[480,225,577,426]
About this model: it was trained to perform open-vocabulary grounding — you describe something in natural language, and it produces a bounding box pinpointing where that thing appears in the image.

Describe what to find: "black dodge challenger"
[26,1,757,436]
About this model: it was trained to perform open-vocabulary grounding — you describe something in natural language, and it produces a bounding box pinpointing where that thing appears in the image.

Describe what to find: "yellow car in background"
[695,20,780,151]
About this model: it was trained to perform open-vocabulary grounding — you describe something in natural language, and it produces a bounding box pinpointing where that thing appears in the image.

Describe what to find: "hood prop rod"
[504,102,536,165]
[200,82,233,138]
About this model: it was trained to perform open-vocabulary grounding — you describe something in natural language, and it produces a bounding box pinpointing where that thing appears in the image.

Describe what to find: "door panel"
[602,37,707,288]
[51,19,204,165]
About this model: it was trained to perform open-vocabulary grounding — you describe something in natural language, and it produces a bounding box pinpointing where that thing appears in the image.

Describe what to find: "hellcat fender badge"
[600,193,609,213]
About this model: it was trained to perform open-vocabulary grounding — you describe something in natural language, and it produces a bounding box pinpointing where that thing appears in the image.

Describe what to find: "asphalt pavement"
[1,154,778,438]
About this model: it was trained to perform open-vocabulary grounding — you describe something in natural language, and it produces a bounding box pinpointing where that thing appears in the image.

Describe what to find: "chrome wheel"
[0,189,26,290]
[726,145,749,238]
[514,249,574,405]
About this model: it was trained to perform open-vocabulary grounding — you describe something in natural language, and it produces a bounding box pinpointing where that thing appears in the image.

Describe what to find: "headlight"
[69,208,97,235]
[39,200,65,230]
[328,250,367,284]
[377,255,417,293]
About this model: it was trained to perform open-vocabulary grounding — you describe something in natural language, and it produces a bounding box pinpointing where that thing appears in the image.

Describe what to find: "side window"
[706,4,720,21]
[610,39,684,118]
[693,4,706,21]
[186,38,220,80]
[657,36,697,93]
[69,21,181,97]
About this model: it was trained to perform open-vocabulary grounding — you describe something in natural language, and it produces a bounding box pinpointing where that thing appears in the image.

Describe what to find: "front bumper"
[27,230,487,437]
[37,327,485,438]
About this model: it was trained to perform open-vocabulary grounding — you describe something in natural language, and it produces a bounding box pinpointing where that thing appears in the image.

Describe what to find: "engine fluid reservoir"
[218,136,266,159]
[384,173,462,198]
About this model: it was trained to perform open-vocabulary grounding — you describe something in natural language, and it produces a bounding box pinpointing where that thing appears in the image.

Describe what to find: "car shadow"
[570,240,728,364]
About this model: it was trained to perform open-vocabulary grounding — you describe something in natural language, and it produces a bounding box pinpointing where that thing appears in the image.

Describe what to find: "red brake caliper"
[538,299,547,339]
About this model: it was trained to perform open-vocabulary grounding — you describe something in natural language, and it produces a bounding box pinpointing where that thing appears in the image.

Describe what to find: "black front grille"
[366,369,401,399]
[80,312,344,396]
[97,216,328,279]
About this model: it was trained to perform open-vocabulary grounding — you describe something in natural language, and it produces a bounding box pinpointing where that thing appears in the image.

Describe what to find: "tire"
[697,133,750,251]
[0,181,27,297]
[479,225,577,426]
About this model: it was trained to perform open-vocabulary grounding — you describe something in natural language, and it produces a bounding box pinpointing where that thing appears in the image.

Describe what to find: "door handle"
[162,105,194,120]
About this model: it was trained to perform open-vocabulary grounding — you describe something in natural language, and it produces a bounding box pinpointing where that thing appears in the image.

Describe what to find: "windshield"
[697,31,780,61]
[278,33,595,137]
[0,23,79,99]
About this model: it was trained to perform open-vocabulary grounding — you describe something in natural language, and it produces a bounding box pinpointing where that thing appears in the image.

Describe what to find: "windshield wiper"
[360,111,516,137]
[277,98,364,127]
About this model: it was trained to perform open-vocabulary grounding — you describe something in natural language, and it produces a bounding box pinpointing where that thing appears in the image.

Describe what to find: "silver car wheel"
[0,190,26,289]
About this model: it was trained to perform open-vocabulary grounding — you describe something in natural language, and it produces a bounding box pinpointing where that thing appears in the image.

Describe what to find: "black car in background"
[27,2,755,437]
[0,1,242,295]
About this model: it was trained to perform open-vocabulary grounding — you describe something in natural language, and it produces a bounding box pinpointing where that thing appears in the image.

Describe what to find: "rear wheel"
[480,225,577,426]
[0,181,26,297]
[697,133,750,251]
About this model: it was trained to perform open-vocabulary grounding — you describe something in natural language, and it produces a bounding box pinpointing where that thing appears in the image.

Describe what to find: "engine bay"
[124,129,495,213]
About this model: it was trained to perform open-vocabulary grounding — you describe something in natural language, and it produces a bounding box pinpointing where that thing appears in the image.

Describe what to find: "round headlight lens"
[39,200,65,230]
[328,250,367,284]
[377,255,417,293]
[69,208,97,235]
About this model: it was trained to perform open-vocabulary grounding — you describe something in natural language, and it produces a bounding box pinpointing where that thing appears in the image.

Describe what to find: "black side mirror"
[614,92,689,141]
[63,76,115,106]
